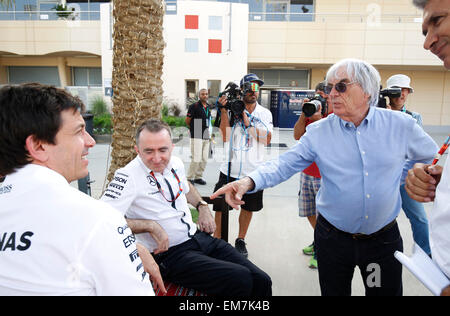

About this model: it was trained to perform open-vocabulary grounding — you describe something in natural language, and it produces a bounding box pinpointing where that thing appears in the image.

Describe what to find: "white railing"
[0,10,100,21]
[248,12,422,23]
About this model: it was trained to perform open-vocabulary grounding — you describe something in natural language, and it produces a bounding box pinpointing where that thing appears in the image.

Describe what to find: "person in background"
[385,74,431,256]
[185,88,212,185]
[293,81,333,269]
[407,0,450,296]
[213,73,273,258]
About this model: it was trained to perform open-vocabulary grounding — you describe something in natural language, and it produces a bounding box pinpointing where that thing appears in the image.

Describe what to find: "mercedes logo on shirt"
[146,175,157,186]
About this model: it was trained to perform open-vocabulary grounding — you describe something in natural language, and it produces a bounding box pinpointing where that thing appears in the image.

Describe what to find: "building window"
[185,15,199,29]
[266,1,288,22]
[0,0,105,21]
[247,0,314,22]
[185,38,199,53]
[8,66,60,86]
[249,69,309,88]
[72,67,102,86]
[208,39,222,54]
[207,80,221,104]
[186,80,198,100]
[289,0,314,22]
[208,16,222,30]
[165,1,177,15]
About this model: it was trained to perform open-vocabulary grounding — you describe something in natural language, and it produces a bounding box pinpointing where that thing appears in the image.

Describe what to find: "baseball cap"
[386,74,414,93]
[240,73,264,87]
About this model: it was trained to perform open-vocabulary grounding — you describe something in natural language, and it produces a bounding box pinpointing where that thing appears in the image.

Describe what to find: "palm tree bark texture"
[108,0,165,181]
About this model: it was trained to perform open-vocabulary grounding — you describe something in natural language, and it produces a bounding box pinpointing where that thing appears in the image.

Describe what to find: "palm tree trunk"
[108,0,165,181]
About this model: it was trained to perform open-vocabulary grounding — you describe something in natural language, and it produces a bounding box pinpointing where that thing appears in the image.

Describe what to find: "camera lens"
[302,100,321,117]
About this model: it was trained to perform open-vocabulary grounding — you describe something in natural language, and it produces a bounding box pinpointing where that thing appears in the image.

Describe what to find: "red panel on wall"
[185,15,198,29]
[208,39,222,53]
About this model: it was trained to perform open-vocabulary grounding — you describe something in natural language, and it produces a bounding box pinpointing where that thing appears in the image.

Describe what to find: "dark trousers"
[314,215,403,296]
[154,231,272,296]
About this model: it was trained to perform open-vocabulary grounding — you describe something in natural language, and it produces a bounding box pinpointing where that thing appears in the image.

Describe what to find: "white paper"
[395,243,450,296]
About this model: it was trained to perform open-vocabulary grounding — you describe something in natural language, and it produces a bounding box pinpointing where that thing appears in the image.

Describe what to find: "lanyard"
[148,168,193,237]
[149,168,183,204]
[432,135,450,165]
[202,105,209,117]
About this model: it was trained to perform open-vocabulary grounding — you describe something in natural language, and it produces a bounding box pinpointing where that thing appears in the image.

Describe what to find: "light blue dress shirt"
[249,107,438,235]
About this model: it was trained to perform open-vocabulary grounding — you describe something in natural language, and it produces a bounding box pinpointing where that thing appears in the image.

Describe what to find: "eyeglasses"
[324,81,357,94]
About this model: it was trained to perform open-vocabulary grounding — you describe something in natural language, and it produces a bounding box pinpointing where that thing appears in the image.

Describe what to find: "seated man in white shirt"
[101,119,272,296]
[0,83,159,296]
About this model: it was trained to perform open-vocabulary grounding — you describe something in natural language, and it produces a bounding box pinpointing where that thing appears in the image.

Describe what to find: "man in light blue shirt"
[212,58,438,296]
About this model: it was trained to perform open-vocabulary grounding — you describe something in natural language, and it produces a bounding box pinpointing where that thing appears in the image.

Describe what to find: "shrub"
[93,113,112,134]
[90,96,108,116]
[161,104,169,117]
[162,116,186,127]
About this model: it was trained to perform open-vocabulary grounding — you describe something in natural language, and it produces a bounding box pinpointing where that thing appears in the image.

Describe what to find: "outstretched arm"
[210,177,255,210]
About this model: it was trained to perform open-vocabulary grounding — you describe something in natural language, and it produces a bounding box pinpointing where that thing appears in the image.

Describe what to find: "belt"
[318,215,397,240]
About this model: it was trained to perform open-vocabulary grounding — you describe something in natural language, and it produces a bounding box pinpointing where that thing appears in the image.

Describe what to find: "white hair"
[325,58,381,107]
[412,0,428,9]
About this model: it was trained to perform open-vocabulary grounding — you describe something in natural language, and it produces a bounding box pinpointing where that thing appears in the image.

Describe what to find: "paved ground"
[77,127,448,296]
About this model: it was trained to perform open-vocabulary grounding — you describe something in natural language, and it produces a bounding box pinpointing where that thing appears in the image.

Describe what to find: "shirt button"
[365,215,369,219]
[366,194,370,198]
[357,131,361,135]
[362,151,366,155]
[365,172,369,176]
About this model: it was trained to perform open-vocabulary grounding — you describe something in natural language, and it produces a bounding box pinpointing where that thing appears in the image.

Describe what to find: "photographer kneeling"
[213,74,273,258]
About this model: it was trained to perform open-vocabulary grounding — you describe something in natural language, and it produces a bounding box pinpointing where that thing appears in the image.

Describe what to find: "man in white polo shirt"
[0,83,157,296]
[101,119,272,296]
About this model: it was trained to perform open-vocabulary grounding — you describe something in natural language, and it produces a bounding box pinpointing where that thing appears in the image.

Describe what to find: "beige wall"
[0,20,101,56]
[0,20,101,87]
[248,20,438,66]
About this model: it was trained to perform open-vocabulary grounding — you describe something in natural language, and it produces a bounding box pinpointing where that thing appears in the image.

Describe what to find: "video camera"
[377,86,402,108]
[302,94,328,117]
[218,81,257,120]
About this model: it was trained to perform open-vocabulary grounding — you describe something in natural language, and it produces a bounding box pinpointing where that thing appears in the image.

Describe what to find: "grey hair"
[325,58,381,107]
[412,0,428,9]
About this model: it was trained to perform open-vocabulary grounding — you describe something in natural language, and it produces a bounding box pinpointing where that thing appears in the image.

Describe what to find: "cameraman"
[213,73,273,258]
[293,81,333,269]
[386,74,430,256]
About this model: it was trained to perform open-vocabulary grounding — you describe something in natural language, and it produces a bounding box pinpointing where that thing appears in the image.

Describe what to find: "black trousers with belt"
[314,215,403,296]
[153,231,272,296]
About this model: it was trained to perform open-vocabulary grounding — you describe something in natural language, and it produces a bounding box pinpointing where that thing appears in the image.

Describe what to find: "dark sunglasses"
[324,81,357,94]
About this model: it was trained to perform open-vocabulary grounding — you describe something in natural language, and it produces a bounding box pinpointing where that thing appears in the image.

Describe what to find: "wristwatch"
[196,200,208,209]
